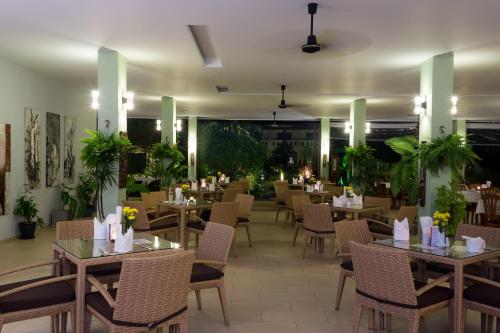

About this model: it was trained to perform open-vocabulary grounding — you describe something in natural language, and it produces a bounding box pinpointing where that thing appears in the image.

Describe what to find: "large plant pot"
[19,222,37,239]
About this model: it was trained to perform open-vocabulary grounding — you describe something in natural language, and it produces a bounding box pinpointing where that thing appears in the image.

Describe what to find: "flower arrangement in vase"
[122,206,138,234]
[432,210,450,247]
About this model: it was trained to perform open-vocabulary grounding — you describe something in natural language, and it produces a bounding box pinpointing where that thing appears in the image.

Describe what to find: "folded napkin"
[462,235,486,253]
[306,185,313,192]
[115,227,134,253]
[419,216,433,234]
[293,178,298,185]
[351,195,363,206]
[175,187,183,204]
[200,179,207,188]
[191,181,198,190]
[393,217,410,241]
[208,183,215,191]
[332,195,347,207]
[93,217,108,240]
[115,206,122,219]
[486,181,492,188]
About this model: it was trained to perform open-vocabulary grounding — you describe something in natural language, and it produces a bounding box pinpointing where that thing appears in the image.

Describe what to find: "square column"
[453,119,466,137]
[188,116,197,180]
[320,118,330,181]
[161,96,176,144]
[418,52,454,216]
[97,47,127,216]
[349,98,367,146]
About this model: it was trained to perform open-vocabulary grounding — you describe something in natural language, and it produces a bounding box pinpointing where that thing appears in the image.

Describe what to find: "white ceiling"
[2,0,500,120]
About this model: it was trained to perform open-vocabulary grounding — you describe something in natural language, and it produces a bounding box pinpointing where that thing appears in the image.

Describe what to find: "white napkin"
[462,236,486,253]
[419,216,433,234]
[225,177,230,184]
[115,227,134,253]
[351,195,363,206]
[293,178,298,185]
[306,185,313,192]
[393,218,410,241]
[191,181,198,190]
[317,181,321,186]
[201,179,207,188]
[486,181,492,188]
[208,183,215,191]
[93,217,108,240]
[332,195,347,207]
[175,188,183,204]
[115,206,122,219]
[212,176,216,185]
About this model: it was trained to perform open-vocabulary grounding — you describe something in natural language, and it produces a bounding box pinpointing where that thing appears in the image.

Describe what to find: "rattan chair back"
[364,196,392,215]
[274,181,288,202]
[221,189,240,202]
[350,241,418,307]
[56,219,93,240]
[303,203,335,233]
[141,192,166,211]
[197,222,235,268]
[209,201,240,227]
[324,183,342,196]
[481,189,500,223]
[456,224,500,247]
[285,189,305,210]
[292,195,311,217]
[227,181,248,193]
[123,200,151,231]
[112,250,194,325]
[334,219,372,256]
[397,205,417,224]
[235,193,254,219]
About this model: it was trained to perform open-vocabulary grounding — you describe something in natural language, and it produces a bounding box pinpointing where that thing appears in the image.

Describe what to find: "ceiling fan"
[302,3,321,53]
[278,85,288,109]
[270,111,292,128]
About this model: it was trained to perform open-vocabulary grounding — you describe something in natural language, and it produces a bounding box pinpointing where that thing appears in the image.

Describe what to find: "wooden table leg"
[454,262,464,333]
[75,264,87,333]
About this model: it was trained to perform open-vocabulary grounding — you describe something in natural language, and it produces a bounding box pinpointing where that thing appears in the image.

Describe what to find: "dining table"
[330,204,385,220]
[156,200,212,249]
[52,233,179,333]
[186,189,222,201]
[373,238,500,333]
[307,190,331,203]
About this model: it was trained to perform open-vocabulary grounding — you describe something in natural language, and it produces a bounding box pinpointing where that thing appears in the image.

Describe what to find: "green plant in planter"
[385,135,419,205]
[80,130,132,219]
[13,192,44,239]
[145,140,187,191]
[434,183,467,237]
[60,184,77,220]
[343,142,376,197]
[75,172,96,218]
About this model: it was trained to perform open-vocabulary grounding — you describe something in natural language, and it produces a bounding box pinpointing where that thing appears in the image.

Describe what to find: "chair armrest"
[194,260,227,268]
[0,260,60,277]
[463,273,500,288]
[366,218,392,228]
[336,253,351,258]
[148,214,180,225]
[188,215,208,224]
[415,272,454,296]
[0,274,77,299]
[87,274,115,308]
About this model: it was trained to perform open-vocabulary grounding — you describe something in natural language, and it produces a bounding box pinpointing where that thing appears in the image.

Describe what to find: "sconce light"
[156,119,161,131]
[365,122,371,134]
[91,90,99,110]
[414,96,427,115]
[451,95,458,115]
[122,92,134,111]
[190,152,195,166]
[344,121,352,134]
[176,119,182,132]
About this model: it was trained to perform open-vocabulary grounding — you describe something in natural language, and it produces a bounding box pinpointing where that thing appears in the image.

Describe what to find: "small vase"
[431,226,446,247]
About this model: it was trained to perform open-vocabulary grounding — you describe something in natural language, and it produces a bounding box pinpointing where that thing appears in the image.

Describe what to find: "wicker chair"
[190,223,235,326]
[323,183,342,197]
[226,181,248,193]
[84,250,194,333]
[274,181,289,223]
[283,189,305,226]
[291,195,311,247]
[462,273,500,333]
[123,201,179,241]
[141,191,170,218]
[350,242,454,333]
[366,205,418,239]
[235,193,255,247]
[361,196,392,220]
[482,188,500,227]
[0,260,76,333]
[302,203,336,258]
[221,189,240,202]
[333,219,372,310]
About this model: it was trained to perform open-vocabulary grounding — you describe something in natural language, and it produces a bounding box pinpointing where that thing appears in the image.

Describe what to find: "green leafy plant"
[343,142,376,197]
[385,136,420,205]
[80,130,132,219]
[434,184,467,236]
[419,134,480,181]
[13,192,45,227]
[126,175,149,197]
[145,140,187,190]
[75,172,96,218]
[60,184,77,220]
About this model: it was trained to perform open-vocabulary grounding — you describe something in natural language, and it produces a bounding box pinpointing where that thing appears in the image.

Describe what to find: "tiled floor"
[0,203,483,332]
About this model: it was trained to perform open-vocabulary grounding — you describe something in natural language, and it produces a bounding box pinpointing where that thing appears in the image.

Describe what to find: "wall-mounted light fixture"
[91,90,99,110]
[365,122,371,134]
[344,121,352,134]
[414,96,427,115]
[451,95,458,115]
[176,119,182,132]
[156,119,161,131]
[122,92,134,111]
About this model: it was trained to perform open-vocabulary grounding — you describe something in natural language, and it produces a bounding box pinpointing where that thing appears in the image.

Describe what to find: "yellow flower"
[128,216,136,220]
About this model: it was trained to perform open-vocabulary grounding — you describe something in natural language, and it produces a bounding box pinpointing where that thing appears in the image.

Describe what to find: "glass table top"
[53,233,180,260]
[329,204,382,210]
[373,237,500,260]
[159,199,211,207]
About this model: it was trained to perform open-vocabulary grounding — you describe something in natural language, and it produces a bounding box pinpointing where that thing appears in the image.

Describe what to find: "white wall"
[0,57,95,240]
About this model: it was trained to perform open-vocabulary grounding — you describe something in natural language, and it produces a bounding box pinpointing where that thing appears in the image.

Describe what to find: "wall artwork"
[46,112,60,187]
[24,108,41,189]
[0,123,11,216]
[63,116,76,184]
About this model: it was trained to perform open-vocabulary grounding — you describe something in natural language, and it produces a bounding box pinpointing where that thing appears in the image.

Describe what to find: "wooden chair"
[482,188,500,227]
[190,223,235,326]
[291,195,311,247]
[274,181,288,223]
[0,260,76,333]
[302,203,336,258]
[333,219,372,310]
[283,189,305,226]
[350,242,453,333]
[123,201,179,241]
[84,251,194,333]
[235,193,255,247]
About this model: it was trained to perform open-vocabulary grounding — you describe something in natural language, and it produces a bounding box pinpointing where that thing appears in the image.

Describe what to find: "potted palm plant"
[343,142,376,198]
[13,192,45,239]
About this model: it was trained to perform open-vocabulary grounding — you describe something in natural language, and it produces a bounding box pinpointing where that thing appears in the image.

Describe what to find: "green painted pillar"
[97,47,127,216]
[320,118,330,181]
[161,96,176,144]
[418,52,454,217]
[188,116,197,180]
[453,119,467,137]
[349,98,367,146]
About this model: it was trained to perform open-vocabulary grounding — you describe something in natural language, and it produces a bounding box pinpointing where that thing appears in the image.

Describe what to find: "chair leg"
[217,285,230,326]
[275,207,281,223]
[487,315,494,333]
[61,313,67,333]
[179,320,188,333]
[195,290,203,310]
[71,309,76,333]
[335,269,347,310]
[448,301,454,332]
[302,234,309,259]
[409,317,420,333]
[368,309,376,330]
[292,225,300,247]
[244,224,253,247]
[352,304,363,333]
[379,312,385,331]
[386,313,392,332]
[83,309,92,333]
